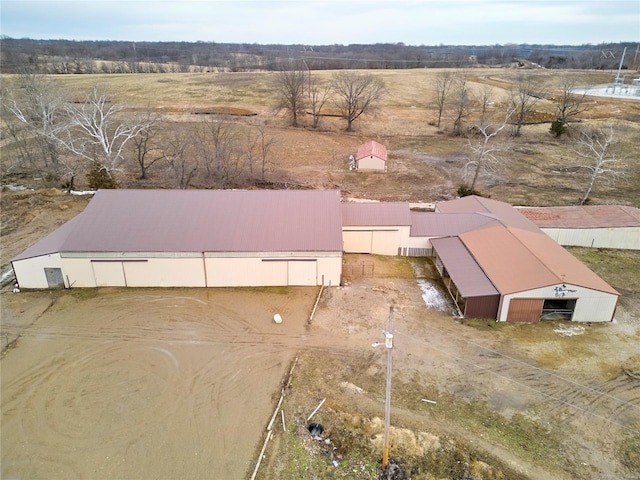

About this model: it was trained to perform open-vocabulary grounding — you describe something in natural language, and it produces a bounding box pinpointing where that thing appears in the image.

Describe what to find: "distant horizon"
[1,1,638,46]
[2,37,637,48]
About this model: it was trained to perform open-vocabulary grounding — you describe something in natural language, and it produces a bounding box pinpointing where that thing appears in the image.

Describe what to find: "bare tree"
[551,77,590,137]
[58,85,153,179]
[478,85,495,125]
[450,75,471,136]
[163,126,198,189]
[510,74,546,136]
[331,72,386,132]
[194,115,238,186]
[574,124,626,205]
[256,125,276,182]
[308,77,331,128]
[1,73,67,179]
[433,71,455,128]
[464,106,515,191]
[132,122,163,179]
[273,62,306,127]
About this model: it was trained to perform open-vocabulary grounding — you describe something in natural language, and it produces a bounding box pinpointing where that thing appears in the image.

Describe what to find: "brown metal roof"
[435,196,539,232]
[342,202,411,226]
[410,212,499,237]
[459,225,619,295]
[14,189,343,259]
[356,141,387,161]
[13,215,83,261]
[511,227,619,294]
[519,205,640,229]
[430,237,498,297]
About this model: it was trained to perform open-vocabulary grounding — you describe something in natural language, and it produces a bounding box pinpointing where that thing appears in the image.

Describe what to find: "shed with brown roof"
[355,141,387,171]
[12,189,343,289]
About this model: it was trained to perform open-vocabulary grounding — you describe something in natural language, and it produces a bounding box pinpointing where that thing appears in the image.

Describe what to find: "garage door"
[371,231,399,256]
[506,298,543,322]
[288,260,317,286]
[91,261,126,287]
[343,231,373,253]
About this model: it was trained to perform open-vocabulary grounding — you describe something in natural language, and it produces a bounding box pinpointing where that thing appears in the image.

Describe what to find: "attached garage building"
[12,189,343,289]
[432,196,620,322]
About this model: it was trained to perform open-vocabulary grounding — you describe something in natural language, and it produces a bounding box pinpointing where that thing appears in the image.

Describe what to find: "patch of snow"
[345,198,379,203]
[1,268,15,283]
[69,190,96,196]
[553,324,586,337]
[417,280,449,311]
[2,184,34,191]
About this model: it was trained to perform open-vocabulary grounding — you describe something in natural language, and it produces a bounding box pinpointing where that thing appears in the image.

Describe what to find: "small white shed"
[355,141,387,171]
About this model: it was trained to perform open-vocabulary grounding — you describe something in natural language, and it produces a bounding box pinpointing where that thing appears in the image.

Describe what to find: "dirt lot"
[1,246,639,479]
[1,286,318,479]
[1,69,639,479]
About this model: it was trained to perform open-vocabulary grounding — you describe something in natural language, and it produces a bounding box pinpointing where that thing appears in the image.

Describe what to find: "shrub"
[550,120,567,138]
[87,164,119,190]
[457,184,485,197]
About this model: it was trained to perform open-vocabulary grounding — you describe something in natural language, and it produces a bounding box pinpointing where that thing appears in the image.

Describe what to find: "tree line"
[1,74,277,191]
[1,37,636,74]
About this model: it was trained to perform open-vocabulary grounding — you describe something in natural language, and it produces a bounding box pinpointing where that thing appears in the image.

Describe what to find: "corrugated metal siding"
[542,227,640,250]
[464,295,500,319]
[506,298,543,322]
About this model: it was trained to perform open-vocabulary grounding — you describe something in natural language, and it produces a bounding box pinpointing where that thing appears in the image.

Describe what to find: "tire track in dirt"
[416,325,640,460]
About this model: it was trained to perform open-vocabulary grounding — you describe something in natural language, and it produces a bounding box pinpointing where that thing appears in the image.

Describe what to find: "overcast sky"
[1,0,638,45]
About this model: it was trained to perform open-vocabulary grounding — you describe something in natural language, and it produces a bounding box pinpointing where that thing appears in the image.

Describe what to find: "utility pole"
[374,306,394,470]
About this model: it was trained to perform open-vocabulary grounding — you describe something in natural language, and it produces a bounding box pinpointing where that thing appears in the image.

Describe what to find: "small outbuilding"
[12,189,343,289]
[355,141,387,171]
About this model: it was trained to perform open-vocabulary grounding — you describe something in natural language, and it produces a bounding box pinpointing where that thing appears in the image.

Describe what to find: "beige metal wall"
[357,156,386,171]
[542,227,640,250]
[205,254,341,287]
[19,251,342,289]
[499,284,618,323]
[62,256,207,287]
[343,226,410,255]
[12,253,65,289]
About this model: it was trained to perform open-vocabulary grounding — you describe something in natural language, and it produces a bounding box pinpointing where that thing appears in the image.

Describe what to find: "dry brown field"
[1,68,640,480]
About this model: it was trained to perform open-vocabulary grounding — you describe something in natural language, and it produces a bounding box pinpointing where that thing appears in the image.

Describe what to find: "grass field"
[2,68,639,207]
